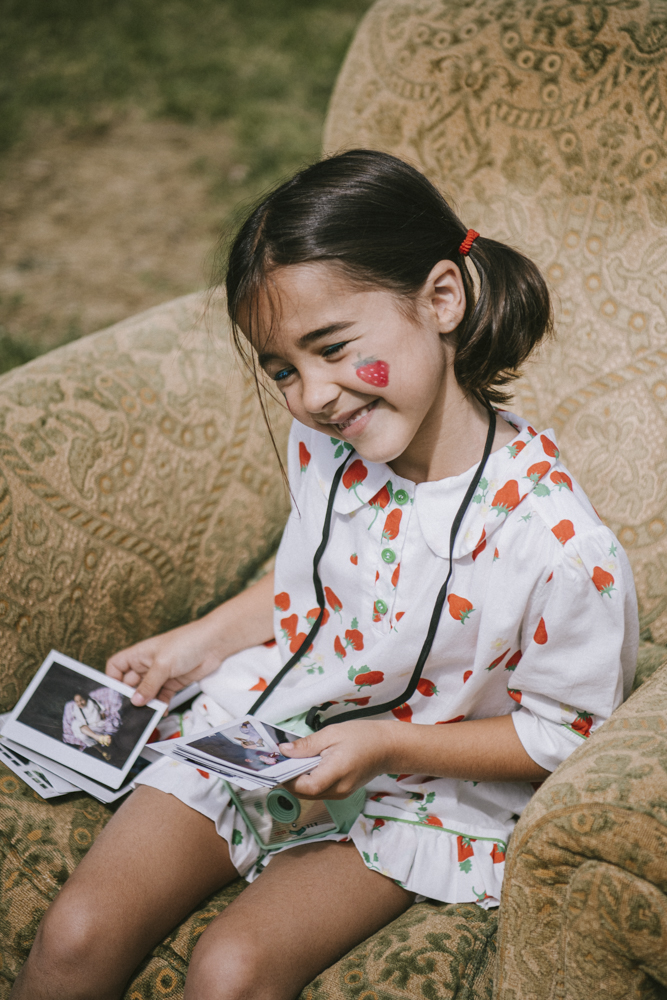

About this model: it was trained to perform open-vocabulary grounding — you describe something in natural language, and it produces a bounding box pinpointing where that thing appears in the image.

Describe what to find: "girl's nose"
[300,368,340,417]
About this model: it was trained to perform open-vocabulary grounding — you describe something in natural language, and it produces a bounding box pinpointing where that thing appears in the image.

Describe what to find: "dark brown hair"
[224,148,552,406]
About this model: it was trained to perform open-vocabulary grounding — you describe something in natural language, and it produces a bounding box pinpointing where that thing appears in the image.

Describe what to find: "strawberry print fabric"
[138,412,638,907]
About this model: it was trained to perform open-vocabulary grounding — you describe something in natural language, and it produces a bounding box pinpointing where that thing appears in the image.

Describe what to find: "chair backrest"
[0,293,291,710]
[325,0,667,644]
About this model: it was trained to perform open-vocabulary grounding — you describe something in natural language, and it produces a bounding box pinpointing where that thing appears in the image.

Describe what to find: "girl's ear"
[425,260,466,335]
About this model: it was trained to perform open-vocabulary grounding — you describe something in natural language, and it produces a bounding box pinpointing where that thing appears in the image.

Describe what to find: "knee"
[186,929,275,1000]
[28,893,110,994]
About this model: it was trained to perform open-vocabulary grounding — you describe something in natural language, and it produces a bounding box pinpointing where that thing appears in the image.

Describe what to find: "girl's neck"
[388,372,515,485]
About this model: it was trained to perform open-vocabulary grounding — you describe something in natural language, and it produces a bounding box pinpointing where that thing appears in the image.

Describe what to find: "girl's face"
[249,261,466,468]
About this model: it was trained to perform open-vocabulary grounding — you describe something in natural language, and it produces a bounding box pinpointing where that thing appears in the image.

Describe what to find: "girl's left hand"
[280,720,397,800]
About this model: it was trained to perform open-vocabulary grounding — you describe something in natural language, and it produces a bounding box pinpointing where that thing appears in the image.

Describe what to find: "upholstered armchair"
[2,1,667,997]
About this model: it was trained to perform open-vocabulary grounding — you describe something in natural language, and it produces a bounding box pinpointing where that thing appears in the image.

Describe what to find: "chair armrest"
[0,292,291,710]
[495,657,667,999]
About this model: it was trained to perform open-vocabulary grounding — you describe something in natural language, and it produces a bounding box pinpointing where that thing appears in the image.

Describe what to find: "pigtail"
[455,237,553,406]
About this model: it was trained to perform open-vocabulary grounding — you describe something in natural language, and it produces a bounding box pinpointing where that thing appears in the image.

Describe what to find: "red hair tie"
[459,229,479,256]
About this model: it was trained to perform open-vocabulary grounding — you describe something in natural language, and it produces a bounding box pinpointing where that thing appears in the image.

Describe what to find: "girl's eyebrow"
[258,321,355,366]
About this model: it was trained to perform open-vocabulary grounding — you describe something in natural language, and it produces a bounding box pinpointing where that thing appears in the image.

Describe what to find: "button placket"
[371,484,413,633]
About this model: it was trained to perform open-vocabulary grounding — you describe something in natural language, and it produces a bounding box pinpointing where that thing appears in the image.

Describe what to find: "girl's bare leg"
[10,786,239,1000]
[185,839,415,1000]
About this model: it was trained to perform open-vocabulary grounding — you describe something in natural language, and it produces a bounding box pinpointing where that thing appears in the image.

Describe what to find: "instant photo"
[3,650,165,789]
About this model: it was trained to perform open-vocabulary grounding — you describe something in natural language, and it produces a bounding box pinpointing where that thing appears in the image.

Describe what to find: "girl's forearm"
[382,715,550,783]
[201,569,276,662]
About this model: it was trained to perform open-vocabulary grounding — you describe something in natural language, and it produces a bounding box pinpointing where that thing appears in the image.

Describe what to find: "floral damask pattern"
[325,0,667,643]
[0,292,292,711]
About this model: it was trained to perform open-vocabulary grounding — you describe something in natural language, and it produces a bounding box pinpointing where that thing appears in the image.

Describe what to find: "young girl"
[11,150,638,1000]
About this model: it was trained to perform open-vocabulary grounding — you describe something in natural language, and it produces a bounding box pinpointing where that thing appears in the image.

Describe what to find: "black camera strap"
[251,409,496,730]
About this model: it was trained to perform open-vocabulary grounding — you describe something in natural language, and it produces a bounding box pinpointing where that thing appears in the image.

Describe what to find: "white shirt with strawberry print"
[138,411,638,907]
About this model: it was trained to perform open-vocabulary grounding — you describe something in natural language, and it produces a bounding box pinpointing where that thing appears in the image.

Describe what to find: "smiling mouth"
[333,399,378,432]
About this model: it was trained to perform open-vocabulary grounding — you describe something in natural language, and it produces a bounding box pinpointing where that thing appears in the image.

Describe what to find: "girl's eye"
[272,367,295,383]
[322,341,348,358]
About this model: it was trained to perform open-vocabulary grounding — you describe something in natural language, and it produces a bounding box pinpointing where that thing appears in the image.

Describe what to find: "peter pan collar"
[309,413,561,557]
[417,414,561,559]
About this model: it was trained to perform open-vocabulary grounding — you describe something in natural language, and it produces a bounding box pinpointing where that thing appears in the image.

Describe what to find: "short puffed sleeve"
[509,522,639,772]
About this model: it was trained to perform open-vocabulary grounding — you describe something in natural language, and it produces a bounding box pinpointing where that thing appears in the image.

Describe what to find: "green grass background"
[0,0,373,371]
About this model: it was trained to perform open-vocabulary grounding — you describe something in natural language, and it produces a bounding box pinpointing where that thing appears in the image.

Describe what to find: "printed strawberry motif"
[472,527,486,562]
[463,670,473,683]
[526,461,550,484]
[491,480,521,516]
[289,632,309,654]
[298,441,311,472]
[391,563,400,588]
[592,566,615,597]
[354,356,389,387]
[371,818,386,832]
[527,426,537,437]
[447,594,474,623]
[395,611,405,622]
[534,618,548,645]
[305,607,330,627]
[508,689,522,703]
[349,665,384,689]
[249,677,268,692]
[490,843,505,864]
[342,459,368,502]
[368,482,392,528]
[494,548,499,560]
[382,508,402,541]
[571,711,593,737]
[344,696,370,706]
[334,635,347,660]
[507,440,526,458]
[424,815,443,827]
[552,519,575,545]
[505,650,522,671]
[392,702,413,722]
[350,553,358,565]
[325,586,343,621]
[417,678,439,697]
[263,638,277,647]
[546,572,553,582]
[487,648,510,671]
[550,470,573,491]
[436,715,465,725]
[274,592,290,611]
[457,835,476,872]
[540,434,559,458]
[280,613,298,641]
[197,769,210,779]
[344,624,364,650]
[372,600,386,622]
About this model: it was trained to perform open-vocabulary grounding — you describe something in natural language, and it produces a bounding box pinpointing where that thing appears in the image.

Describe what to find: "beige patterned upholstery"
[0,292,291,711]
[324,0,667,644]
[4,1,667,996]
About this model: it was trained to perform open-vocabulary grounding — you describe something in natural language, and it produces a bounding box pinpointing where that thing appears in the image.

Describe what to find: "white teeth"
[336,405,371,431]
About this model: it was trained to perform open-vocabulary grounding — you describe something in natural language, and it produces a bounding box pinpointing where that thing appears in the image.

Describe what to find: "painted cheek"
[353,358,390,388]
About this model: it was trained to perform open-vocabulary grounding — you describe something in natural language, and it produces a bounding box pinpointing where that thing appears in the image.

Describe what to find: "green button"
[381,548,396,564]
[395,489,409,505]
[375,599,388,614]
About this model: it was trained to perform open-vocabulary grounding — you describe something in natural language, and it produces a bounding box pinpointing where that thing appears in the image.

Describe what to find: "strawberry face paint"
[354,356,389,387]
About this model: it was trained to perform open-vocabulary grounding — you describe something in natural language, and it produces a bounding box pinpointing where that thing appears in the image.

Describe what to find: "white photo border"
[3,649,165,789]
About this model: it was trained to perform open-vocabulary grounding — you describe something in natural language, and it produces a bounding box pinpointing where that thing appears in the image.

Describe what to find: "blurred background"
[0,0,373,374]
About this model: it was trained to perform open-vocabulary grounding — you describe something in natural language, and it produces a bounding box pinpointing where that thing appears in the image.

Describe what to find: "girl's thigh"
[186,840,415,1000]
[14,786,238,999]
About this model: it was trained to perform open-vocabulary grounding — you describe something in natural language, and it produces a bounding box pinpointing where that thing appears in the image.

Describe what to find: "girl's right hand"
[106,568,277,707]
[106,616,227,707]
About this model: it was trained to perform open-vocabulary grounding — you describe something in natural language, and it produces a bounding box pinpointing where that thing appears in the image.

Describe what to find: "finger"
[279,732,330,758]
[132,665,171,707]
[106,654,132,681]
